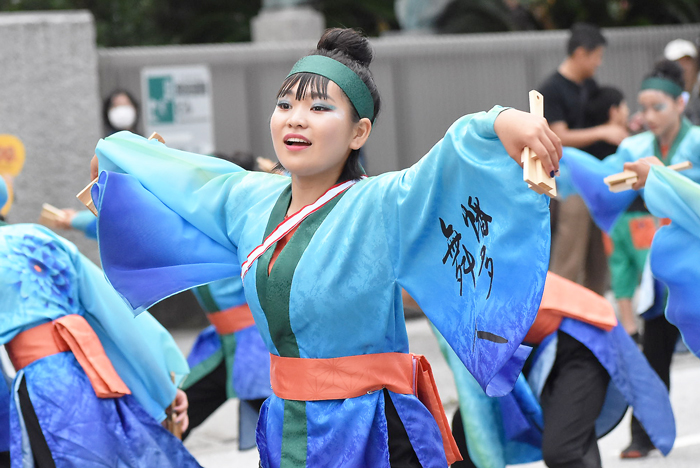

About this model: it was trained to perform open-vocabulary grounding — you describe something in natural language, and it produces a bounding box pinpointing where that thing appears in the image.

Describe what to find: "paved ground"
[173,318,700,467]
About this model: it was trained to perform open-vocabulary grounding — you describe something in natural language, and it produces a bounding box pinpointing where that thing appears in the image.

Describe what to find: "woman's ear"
[676,94,687,113]
[350,118,372,150]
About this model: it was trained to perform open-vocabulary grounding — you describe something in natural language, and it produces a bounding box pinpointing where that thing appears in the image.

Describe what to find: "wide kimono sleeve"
[645,166,700,357]
[92,131,287,312]
[378,107,551,397]
[558,143,640,232]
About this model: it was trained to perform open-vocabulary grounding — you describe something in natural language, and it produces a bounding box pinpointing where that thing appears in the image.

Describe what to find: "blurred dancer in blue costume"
[182,277,271,449]
[621,158,700,359]
[47,152,272,450]
[443,272,674,468]
[0,176,201,468]
[88,28,562,468]
[557,59,700,460]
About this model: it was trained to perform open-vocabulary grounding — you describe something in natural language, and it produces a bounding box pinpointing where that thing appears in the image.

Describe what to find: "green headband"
[640,77,684,99]
[287,55,375,121]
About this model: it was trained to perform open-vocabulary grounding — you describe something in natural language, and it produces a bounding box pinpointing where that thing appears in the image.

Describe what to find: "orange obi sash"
[206,304,256,335]
[6,314,130,398]
[270,352,462,465]
[524,272,618,344]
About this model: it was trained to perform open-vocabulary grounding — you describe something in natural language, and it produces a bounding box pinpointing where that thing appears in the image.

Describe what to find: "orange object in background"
[525,272,618,344]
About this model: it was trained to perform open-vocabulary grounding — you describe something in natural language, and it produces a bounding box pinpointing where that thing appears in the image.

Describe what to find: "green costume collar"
[641,77,684,99]
[288,55,374,121]
[653,117,693,163]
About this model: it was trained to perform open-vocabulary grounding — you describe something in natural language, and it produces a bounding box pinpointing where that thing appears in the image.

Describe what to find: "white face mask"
[108,105,137,130]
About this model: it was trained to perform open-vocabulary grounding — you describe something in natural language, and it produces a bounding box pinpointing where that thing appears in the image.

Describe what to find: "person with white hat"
[664,38,700,124]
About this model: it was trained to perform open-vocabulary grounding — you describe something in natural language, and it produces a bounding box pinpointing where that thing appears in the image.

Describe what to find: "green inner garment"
[182,284,236,397]
[194,284,220,313]
[255,183,347,468]
[654,117,692,164]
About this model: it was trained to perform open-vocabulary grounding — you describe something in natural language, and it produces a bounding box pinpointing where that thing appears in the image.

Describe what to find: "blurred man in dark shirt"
[539,23,627,295]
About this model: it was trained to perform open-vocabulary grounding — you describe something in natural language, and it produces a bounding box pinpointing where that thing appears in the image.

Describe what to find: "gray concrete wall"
[0,11,101,261]
[99,24,700,176]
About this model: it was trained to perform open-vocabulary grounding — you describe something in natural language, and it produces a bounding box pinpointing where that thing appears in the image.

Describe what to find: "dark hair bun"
[647,59,685,88]
[317,28,373,67]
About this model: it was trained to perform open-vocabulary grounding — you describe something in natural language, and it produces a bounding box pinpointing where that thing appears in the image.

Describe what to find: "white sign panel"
[141,65,215,154]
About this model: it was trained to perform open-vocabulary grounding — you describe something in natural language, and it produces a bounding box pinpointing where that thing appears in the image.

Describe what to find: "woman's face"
[108,93,137,131]
[270,80,369,180]
[638,89,684,138]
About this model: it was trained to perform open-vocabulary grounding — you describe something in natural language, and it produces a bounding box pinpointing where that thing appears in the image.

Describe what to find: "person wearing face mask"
[103,90,140,136]
[553,59,700,459]
[37,90,140,240]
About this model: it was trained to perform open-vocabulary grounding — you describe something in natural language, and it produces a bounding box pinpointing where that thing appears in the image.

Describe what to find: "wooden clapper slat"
[77,132,165,215]
[38,203,66,227]
[164,372,183,440]
[522,90,557,198]
[604,160,692,192]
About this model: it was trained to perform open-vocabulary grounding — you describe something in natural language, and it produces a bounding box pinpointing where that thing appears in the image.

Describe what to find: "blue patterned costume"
[0,218,201,467]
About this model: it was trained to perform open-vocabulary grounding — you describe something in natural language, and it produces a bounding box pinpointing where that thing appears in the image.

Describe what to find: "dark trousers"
[450,408,478,468]
[16,375,56,468]
[540,331,610,468]
[630,314,679,448]
[182,359,265,441]
[450,332,609,468]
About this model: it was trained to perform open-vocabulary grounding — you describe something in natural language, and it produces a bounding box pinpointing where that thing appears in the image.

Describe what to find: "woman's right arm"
[92,131,250,249]
[89,131,287,312]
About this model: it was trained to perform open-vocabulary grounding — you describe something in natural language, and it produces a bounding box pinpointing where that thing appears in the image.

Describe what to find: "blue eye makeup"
[311,102,336,111]
[653,103,667,112]
[276,99,291,109]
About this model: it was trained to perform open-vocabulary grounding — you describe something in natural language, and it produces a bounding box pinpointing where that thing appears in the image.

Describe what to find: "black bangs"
[277,72,330,102]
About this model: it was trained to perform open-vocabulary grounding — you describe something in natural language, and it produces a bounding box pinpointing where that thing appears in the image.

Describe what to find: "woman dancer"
[89,28,561,467]
[558,59,700,459]
[0,177,201,467]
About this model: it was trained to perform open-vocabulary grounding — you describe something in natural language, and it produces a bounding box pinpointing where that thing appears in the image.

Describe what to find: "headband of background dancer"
[640,77,684,99]
[287,55,375,121]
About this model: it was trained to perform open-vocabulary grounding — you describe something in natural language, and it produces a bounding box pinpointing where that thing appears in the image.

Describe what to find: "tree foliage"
[0,0,697,47]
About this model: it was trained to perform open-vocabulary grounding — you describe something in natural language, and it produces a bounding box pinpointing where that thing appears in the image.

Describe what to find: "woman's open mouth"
[284,134,312,150]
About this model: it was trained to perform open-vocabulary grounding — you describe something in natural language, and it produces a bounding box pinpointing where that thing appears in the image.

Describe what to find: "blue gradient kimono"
[184,276,272,449]
[437,319,675,467]
[557,119,700,232]
[91,107,551,467]
[645,166,700,357]
[0,222,200,467]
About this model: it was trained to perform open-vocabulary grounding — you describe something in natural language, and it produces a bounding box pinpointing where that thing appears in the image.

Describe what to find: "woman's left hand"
[172,389,190,432]
[90,155,99,181]
[623,156,664,190]
[494,108,562,177]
